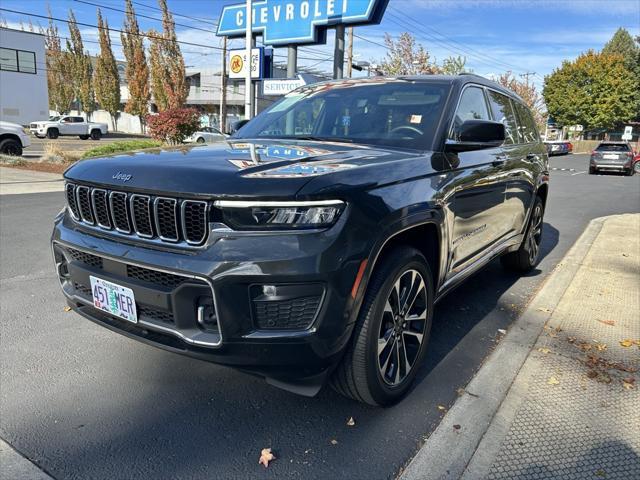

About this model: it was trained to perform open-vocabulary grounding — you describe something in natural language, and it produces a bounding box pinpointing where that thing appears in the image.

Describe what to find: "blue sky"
[1,0,639,90]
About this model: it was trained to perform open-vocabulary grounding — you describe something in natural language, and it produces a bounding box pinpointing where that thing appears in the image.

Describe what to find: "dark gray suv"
[53,74,549,405]
[590,141,635,175]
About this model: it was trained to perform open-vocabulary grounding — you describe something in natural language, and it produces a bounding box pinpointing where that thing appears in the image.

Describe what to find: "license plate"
[90,276,138,323]
[551,145,559,151]
[603,154,619,159]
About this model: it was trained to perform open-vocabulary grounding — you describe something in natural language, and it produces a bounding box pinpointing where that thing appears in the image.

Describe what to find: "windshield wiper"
[293,136,354,144]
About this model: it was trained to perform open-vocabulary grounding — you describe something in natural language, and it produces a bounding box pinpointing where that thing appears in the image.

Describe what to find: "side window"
[60,117,71,123]
[0,48,18,71]
[450,86,490,140]
[513,102,539,143]
[487,91,519,145]
[74,117,85,123]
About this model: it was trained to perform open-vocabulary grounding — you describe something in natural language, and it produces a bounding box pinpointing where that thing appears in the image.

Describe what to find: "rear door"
[447,85,511,276]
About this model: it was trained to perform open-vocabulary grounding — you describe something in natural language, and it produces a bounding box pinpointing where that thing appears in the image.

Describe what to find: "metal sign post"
[287,45,297,77]
[333,25,345,79]
[244,0,253,119]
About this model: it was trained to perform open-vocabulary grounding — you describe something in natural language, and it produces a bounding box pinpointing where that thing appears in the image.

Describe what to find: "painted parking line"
[571,171,586,176]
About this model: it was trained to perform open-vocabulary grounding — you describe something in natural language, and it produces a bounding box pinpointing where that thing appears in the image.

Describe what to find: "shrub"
[41,143,81,164]
[146,108,201,145]
[0,154,26,166]
[81,139,163,159]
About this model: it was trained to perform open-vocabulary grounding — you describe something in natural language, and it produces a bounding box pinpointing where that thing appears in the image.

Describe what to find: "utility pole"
[333,24,345,79]
[287,45,297,78]
[219,35,227,133]
[244,0,253,119]
[346,27,353,78]
[519,71,536,87]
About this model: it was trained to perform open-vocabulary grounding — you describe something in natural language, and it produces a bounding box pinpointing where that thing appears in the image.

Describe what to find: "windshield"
[596,143,630,152]
[49,116,60,121]
[235,79,451,150]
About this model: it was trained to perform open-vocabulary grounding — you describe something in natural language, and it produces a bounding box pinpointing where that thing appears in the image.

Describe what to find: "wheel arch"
[0,133,21,145]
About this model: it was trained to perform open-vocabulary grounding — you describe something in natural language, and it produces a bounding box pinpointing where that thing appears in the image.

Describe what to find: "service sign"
[229,47,264,79]
[217,0,389,46]
[263,74,308,95]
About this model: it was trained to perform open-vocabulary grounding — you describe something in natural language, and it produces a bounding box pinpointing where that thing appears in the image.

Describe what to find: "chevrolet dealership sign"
[217,0,389,46]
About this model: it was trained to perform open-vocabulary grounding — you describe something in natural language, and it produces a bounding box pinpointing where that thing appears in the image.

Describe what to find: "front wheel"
[196,137,206,144]
[331,247,433,406]
[79,135,89,140]
[0,138,22,156]
[501,196,544,272]
[47,129,59,139]
[90,130,102,140]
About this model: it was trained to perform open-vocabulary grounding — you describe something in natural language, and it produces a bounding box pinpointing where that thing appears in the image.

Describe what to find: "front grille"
[66,247,103,268]
[65,183,209,246]
[254,296,321,330]
[126,265,187,289]
[74,282,92,298]
[139,305,175,325]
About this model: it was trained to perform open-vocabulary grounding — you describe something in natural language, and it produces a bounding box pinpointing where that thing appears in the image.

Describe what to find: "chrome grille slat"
[65,183,208,247]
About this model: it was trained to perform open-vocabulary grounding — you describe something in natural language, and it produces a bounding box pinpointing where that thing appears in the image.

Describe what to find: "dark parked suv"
[52,75,549,406]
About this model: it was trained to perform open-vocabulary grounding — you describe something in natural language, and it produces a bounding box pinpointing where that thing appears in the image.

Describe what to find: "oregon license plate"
[603,154,619,159]
[90,276,138,323]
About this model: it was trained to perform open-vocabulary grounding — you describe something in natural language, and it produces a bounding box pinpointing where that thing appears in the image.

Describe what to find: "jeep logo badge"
[112,172,132,182]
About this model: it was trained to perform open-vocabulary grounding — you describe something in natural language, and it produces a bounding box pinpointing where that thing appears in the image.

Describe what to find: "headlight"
[214,200,345,230]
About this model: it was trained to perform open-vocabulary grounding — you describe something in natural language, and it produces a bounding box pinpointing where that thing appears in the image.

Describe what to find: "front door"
[447,86,511,277]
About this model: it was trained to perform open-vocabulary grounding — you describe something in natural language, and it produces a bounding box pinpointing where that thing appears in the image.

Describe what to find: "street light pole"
[244,0,253,119]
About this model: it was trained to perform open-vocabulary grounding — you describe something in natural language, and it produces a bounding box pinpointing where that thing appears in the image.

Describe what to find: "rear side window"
[73,117,85,123]
[596,143,630,152]
[487,91,519,145]
[450,86,490,140]
[513,102,539,143]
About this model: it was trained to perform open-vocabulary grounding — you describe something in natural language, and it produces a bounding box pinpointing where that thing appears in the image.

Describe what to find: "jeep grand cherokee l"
[52,75,549,406]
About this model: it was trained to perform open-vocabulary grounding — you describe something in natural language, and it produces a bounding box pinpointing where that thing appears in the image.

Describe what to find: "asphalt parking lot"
[23,133,148,159]
[1,153,638,480]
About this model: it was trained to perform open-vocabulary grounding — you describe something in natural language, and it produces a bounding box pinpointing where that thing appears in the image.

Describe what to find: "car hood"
[64,140,430,198]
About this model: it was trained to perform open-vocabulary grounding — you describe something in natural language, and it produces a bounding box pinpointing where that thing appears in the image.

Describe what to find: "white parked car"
[185,127,227,144]
[0,120,31,156]
[29,115,108,140]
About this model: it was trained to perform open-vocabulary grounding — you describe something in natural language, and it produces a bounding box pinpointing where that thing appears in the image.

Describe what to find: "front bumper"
[52,211,364,391]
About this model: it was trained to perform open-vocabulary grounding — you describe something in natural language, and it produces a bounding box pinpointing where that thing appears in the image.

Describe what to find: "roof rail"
[457,72,486,79]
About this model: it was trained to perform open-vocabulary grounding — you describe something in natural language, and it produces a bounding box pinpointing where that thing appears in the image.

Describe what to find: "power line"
[129,0,219,28]
[73,0,215,34]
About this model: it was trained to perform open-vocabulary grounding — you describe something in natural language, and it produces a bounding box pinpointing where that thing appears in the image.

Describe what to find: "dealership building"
[0,27,49,126]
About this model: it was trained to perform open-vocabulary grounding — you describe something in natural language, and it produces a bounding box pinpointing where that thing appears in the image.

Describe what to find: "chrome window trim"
[52,240,223,348]
[181,200,208,245]
[154,197,179,243]
[65,183,80,221]
[75,185,95,225]
[90,188,112,230]
[214,199,344,208]
[109,191,132,234]
[130,194,154,239]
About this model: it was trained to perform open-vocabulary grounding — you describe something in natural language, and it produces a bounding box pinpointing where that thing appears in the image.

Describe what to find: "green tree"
[94,10,121,131]
[44,8,74,114]
[67,10,94,116]
[497,72,546,129]
[543,50,639,130]
[602,28,640,74]
[121,0,150,132]
[148,0,189,111]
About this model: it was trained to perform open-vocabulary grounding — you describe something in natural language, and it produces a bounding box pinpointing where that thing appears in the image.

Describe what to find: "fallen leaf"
[537,307,551,313]
[587,370,598,379]
[595,343,607,352]
[346,417,355,427]
[456,388,465,396]
[548,376,560,385]
[453,424,461,430]
[497,329,507,335]
[330,439,338,445]
[620,340,633,347]
[595,469,606,477]
[258,448,275,468]
[623,380,634,390]
[537,347,550,354]
[597,319,615,326]
[622,253,629,257]
[437,405,447,411]
[63,306,72,312]
[567,336,576,343]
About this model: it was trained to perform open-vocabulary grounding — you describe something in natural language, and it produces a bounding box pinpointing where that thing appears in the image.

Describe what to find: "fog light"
[262,285,277,297]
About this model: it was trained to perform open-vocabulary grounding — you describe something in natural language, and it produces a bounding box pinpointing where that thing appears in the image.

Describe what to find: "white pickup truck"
[29,115,108,140]
[0,121,31,156]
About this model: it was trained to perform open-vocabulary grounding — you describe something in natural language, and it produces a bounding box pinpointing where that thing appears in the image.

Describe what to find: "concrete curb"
[400,216,609,480]
[0,438,54,480]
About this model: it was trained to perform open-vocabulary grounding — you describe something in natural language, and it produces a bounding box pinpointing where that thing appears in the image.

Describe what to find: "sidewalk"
[0,166,64,195]
[402,214,639,480]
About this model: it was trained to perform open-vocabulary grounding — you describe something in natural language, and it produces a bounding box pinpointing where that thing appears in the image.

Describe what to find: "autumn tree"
[44,8,74,114]
[377,32,466,75]
[543,50,640,130]
[121,0,150,132]
[497,72,546,129]
[94,9,121,130]
[67,10,94,116]
[148,0,189,111]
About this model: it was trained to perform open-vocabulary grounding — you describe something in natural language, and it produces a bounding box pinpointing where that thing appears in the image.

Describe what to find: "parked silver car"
[589,142,635,176]
[184,127,227,144]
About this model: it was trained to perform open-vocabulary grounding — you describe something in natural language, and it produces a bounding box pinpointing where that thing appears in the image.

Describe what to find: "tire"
[0,138,23,156]
[331,246,434,406]
[79,135,89,140]
[90,129,101,140]
[625,168,633,177]
[196,137,206,144]
[501,196,544,272]
[589,167,596,174]
[47,128,59,139]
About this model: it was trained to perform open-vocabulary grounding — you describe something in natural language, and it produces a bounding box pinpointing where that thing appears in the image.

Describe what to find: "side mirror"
[446,120,505,152]
[230,119,250,135]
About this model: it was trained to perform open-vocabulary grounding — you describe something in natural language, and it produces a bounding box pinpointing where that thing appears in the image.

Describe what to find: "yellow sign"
[230,54,243,74]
